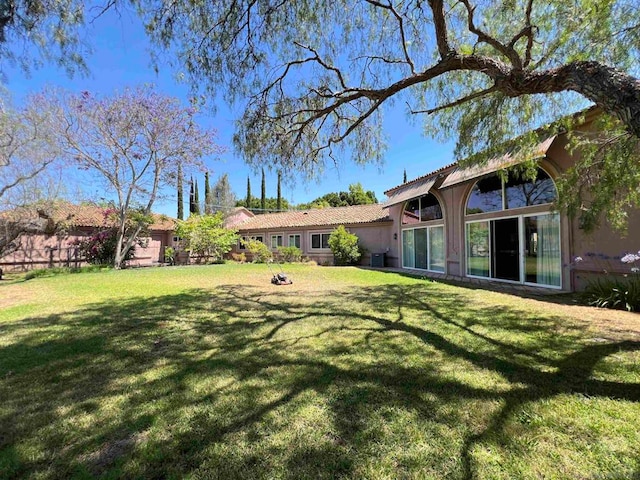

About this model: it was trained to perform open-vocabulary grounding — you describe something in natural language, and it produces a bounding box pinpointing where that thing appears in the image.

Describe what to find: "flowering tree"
[43,87,224,268]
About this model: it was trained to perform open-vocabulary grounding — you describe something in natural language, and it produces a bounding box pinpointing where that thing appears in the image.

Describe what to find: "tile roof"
[235,204,391,231]
[385,105,601,196]
[1,202,176,231]
[384,162,457,196]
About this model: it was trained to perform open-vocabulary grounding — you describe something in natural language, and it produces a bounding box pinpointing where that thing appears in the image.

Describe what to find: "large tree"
[0,94,60,256]
[137,0,640,229]
[44,87,222,268]
[211,173,236,213]
[4,1,640,228]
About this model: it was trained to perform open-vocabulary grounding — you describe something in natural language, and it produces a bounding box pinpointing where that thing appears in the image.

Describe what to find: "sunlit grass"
[0,263,638,479]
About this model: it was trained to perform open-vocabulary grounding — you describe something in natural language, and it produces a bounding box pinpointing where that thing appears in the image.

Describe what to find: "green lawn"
[1,264,638,479]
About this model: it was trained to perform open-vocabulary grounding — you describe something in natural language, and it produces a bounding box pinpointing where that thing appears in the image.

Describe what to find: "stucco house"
[230,204,393,265]
[0,202,175,271]
[230,107,638,292]
[383,109,639,292]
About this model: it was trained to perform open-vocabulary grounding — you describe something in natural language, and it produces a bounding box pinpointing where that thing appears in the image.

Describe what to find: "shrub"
[577,250,640,311]
[74,228,137,267]
[328,225,362,265]
[164,246,176,265]
[278,246,302,263]
[175,213,238,263]
[243,239,272,263]
[582,276,640,312]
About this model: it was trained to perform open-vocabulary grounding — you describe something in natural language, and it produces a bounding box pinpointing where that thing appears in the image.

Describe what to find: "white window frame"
[400,224,446,273]
[270,233,284,250]
[288,234,301,248]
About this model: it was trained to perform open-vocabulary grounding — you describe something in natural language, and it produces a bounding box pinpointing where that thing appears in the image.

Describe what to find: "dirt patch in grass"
[82,431,149,475]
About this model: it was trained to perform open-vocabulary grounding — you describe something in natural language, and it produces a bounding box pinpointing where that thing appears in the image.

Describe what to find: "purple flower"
[621,253,640,264]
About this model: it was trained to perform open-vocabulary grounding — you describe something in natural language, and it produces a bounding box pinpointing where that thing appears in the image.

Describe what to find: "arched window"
[466,168,556,215]
[402,193,443,224]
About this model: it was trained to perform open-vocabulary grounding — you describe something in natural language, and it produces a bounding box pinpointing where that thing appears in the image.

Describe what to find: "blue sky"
[4,7,456,217]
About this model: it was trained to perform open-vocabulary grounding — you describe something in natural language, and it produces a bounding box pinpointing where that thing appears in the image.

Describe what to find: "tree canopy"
[298,183,378,209]
[3,0,640,229]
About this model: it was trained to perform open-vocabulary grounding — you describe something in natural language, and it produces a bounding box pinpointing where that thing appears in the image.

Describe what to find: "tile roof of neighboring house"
[235,204,391,231]
[1,202,176,231]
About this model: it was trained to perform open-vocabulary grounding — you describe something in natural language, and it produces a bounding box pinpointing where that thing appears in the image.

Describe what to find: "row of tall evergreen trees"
[177,167,409,219]
[235,168,287,214]
[176,170,236,220]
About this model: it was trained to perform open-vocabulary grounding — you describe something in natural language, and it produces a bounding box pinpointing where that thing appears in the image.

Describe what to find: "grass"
[0,263,639,479]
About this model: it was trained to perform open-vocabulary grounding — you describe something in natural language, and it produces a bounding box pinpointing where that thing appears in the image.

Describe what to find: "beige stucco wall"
[234,221,394,265]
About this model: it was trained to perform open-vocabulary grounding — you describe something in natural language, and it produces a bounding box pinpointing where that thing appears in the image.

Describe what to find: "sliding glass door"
[402,226,445,273]
[466,213,561,288]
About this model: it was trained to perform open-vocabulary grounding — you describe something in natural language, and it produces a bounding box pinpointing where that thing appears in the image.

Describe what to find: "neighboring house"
[0,202,175,271]
[383,108,640,292]
[230,204,394,265]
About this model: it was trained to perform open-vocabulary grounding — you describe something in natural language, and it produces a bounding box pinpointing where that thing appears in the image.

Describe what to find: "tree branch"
[459,0,523,69]
[408,85,499,115]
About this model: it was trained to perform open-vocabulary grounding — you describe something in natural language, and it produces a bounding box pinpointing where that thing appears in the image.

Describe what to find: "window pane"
[321,234,330,249]
[467,222,490,277]
[429,226,445,272]
[402,230,415,268]
[255,236,263,243]
[271,236,278,249]
[402,198,420,225]
[466,175,503,214]
[414,228,427,269]
[505,168,557,209]
[419,194,443,221]
[289,235,300,248]
[311,234,320,249]
[524,214,561,286]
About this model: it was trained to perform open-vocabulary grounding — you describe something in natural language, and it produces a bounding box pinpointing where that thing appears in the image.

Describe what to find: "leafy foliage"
[242,238,272,263]
[582,277,640,312]
[74,228,137,267]
[175,213,238,262]
[328,225,362,266]
[578,250,640,311]
[297,183,377,209]
[235,196,290,213]
[278,246,302,263]
[73,207,151,267]
[556,114,640,232]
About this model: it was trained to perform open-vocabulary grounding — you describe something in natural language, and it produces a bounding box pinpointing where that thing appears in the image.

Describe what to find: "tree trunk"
[490,61,640,136]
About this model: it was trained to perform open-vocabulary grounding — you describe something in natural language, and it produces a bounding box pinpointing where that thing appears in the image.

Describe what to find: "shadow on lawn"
[0,283,638,479]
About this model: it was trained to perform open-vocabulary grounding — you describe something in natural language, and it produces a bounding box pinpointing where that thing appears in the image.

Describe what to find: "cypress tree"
[276,170,282,211]
[403,169,407,183]
[194,179,201,214]
[261,168,266,212]
[204,171,211,214]
[246,176,251,210]
[189,176,195,214]
[177,163,184,220]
